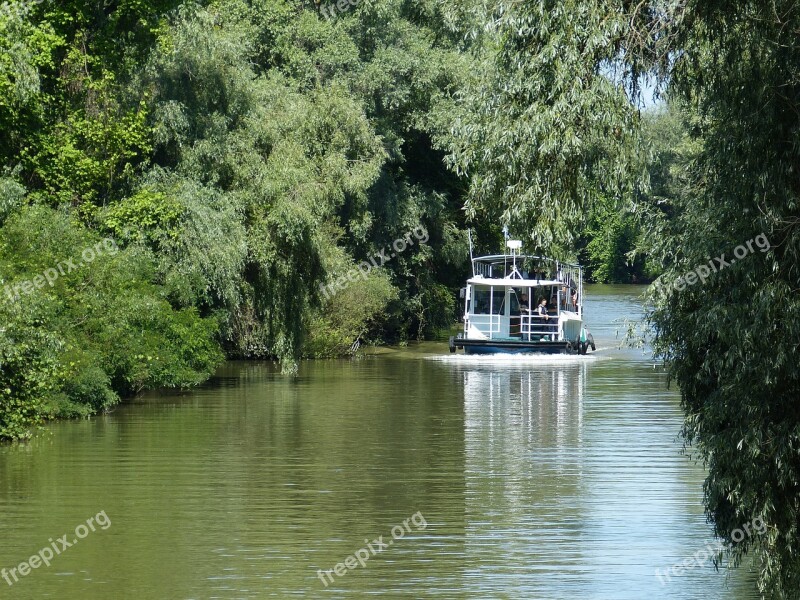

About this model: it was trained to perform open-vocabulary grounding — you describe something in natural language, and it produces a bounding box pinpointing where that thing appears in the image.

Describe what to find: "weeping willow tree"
[440,0,800,594]
[437,0,650,252]
[124,3,389,370]
[644,2,800,596]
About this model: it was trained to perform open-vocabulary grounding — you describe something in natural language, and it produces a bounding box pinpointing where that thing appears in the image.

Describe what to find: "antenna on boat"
[502,225,509,276]
[468,228,475,276]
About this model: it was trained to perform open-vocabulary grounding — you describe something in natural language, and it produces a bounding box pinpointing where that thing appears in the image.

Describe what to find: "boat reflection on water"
[463,361,586,446]
[453,358,591,596]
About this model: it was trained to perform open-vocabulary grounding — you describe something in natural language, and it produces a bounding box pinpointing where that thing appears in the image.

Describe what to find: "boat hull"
[450,337,577,355]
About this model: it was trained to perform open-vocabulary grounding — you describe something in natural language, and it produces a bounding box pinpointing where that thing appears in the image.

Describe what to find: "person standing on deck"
[537,298,549,320]
[538,297,556,341]
[520,292,533,313]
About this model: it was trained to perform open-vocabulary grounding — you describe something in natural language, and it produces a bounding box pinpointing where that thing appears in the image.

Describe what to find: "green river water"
[0,285,761,599]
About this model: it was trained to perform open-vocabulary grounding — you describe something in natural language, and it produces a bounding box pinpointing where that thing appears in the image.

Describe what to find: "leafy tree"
[579,193,645,283]
[640,2,800,595]
[0,0,475,439]
[437,0,646,252]
[303,241,398,357]
[0,205,222,439]
[0,301,61,441]
[577,105,694,284]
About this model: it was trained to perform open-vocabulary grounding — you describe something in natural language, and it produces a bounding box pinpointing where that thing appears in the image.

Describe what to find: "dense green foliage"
[578,192,649,283]
[577,106,686,284]
[641,4,800,596]
[0,0,473,437]
[0,205,221,440]
[436,0,646,253]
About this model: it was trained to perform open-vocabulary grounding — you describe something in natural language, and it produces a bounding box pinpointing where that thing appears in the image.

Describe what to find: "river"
[0,285,760,599]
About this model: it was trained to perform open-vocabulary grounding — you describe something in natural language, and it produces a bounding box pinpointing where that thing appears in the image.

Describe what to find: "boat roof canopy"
[467,276,566,288]
[472,254,582,270]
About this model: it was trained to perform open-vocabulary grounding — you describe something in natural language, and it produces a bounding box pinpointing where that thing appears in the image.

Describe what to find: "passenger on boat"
[519,292,533,313]
[571,289,578,311]
[537,298,550,320]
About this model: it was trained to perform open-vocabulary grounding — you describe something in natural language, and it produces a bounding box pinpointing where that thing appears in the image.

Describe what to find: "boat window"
[491,289,505,315]
[472,287,491,314]
[509,290,520,315]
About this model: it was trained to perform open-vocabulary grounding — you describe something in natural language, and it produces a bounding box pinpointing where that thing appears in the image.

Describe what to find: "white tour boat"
[449,239,596,355]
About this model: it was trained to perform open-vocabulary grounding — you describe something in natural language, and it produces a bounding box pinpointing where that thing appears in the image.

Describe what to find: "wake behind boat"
[449,239,595,355]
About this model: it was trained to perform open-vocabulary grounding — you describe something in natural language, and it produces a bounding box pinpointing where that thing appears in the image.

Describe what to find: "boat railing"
[556,264,582,319]
[474,262,490,278]
[519,314,559,341]
[466,314,502,339]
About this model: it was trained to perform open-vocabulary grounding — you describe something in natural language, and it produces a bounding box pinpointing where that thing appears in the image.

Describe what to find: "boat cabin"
[451,239,593,353]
